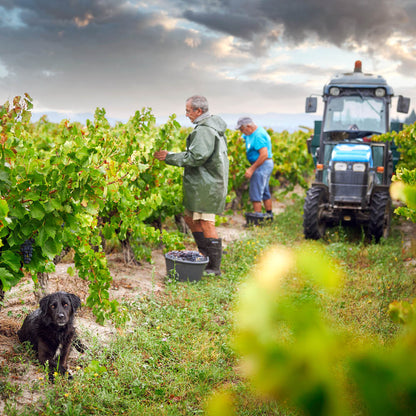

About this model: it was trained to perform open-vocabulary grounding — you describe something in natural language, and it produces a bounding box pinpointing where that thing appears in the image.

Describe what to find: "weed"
[0,381,21,400]
[0,364,10,377]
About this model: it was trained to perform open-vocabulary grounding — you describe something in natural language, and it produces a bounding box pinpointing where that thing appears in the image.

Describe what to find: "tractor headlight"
[375,88,386,97]
[329,87,340,96]
[334,162,347,171]
[353,163,366,172]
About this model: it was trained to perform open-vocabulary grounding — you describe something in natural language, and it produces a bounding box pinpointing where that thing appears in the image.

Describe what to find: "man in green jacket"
[154,95,229,275]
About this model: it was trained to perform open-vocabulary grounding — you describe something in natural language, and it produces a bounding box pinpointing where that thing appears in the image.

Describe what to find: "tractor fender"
[373,184,390,194]
[310,183,329,197]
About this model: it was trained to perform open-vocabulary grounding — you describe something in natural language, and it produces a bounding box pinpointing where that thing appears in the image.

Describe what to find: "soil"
[0,198,415,414]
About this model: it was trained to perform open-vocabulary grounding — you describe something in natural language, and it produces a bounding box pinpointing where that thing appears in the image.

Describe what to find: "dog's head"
[39,291,81,327]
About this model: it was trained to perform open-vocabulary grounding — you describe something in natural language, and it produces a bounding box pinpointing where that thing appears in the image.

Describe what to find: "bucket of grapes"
[165,250,209,282]
[245,212,274,226]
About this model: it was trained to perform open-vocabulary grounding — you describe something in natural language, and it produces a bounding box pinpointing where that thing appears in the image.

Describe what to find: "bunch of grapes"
[20,238,35,264]
[166,250,207,263]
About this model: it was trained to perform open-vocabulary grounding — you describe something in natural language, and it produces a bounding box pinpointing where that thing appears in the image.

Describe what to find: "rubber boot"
[192,232,208,256]
[204,238,222,276]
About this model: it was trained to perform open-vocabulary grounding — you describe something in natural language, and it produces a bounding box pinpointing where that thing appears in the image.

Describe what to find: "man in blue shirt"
[236,117,274,215]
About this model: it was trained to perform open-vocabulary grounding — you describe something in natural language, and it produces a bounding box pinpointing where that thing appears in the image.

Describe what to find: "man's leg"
[185,211,218,238]
[185,212,222,275]
[251,160,274,214]
[252,201,262,212]
[263,199,272,212]
[199,219,218,238]
[199,219,221,275]
[262,161,274,214]
[184,214,202,233]
[185,213,207,255]
[250,169,263,213]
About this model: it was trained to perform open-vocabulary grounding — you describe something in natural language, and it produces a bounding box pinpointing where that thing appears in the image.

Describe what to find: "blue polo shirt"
[243,126,273,164]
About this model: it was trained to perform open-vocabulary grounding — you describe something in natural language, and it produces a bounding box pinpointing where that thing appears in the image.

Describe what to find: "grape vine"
[0,95,315,322]
[378,122,416,223]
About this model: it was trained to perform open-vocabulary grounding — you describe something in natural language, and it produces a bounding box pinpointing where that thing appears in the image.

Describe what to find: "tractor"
[303,61,410,241]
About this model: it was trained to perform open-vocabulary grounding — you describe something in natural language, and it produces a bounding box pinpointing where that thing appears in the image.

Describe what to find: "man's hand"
[244,166,255,179]
[245,147,268,178]
[154,150,168,161]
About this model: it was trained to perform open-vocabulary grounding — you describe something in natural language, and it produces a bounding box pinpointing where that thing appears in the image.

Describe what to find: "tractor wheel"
[368,192,392,242]
[303,187,328,240]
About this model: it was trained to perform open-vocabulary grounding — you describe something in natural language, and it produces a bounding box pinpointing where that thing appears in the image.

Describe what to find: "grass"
[2,195,416,415]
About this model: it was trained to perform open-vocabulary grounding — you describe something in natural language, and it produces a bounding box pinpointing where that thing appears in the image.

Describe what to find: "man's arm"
[244,147,268,179]
[165,127,215,167]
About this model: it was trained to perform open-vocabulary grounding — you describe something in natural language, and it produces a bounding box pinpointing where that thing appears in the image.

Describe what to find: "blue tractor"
[303,61,410,241]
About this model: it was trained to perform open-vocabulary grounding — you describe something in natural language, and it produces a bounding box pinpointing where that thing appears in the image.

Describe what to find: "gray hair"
[186,95,209,113]
[236,116,254,130]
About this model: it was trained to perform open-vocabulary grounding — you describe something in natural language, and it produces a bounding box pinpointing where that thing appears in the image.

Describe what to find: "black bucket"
[245,212,274,226]
[165,251,209,282]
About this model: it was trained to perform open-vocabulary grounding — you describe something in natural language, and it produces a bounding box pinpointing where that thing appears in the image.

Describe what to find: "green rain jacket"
[165,115,229,214]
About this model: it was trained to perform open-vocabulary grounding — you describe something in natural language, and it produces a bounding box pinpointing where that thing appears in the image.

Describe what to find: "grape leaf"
[0,199,9,218]
[42,238,62,259]
[1,250,22,273]
[30,202,46,220]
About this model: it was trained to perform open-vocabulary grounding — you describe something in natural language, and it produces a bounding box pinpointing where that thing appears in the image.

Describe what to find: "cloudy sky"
[1,0,416,125]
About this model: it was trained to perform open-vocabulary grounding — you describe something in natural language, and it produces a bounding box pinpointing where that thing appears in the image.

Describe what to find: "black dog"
[18,291,81,380]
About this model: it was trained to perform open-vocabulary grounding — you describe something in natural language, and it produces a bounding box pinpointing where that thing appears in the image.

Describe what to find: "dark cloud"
[183,9,268,40]
[261,0,409,46]
[10,0,123,22]
[2,0,415,51]
[181,0,412,48]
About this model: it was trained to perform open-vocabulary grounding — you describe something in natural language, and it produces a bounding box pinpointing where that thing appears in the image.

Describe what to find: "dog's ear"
[39,294,53,325]
[68,293,81,311]
[39,294,51,316]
